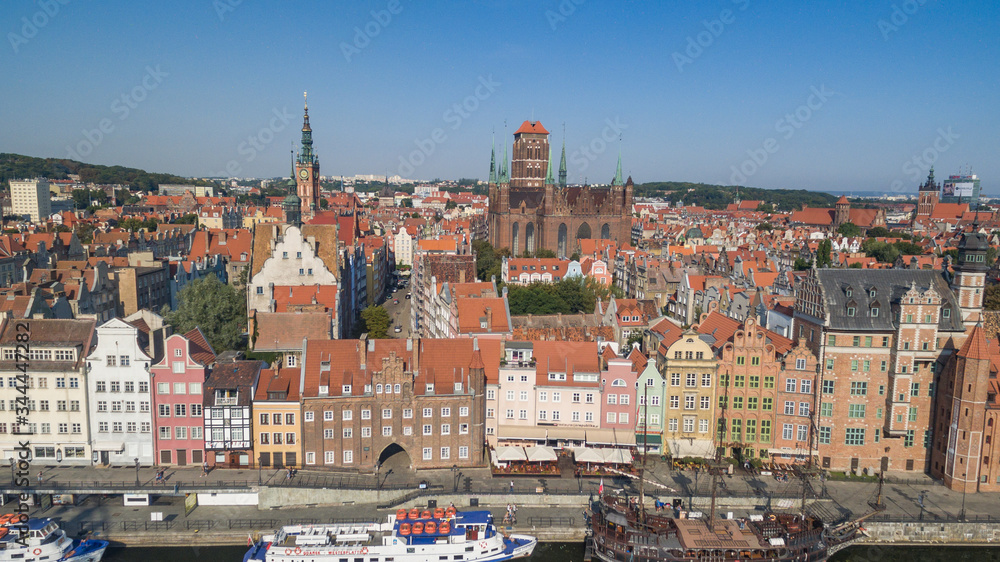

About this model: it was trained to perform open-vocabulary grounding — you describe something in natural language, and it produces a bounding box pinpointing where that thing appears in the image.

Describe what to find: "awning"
[636,433,662,445]
[545,426,588,441]
[602,449,633,465]
[573,447,606,464]
[586,428,637,446]
[525,446,558,462]
[495,446,527,462]
[497,425,548,441]
[92,441,125,452]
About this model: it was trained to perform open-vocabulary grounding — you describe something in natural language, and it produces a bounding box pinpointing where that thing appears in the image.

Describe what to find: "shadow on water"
[103,542,587,562]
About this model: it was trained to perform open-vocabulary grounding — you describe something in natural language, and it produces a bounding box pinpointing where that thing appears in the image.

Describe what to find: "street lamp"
[959,473,968,521]
[374,461,381,491]
[8,458,14,486]
[451,464,459,493]
[134,458,140,487]
[258,455,263,486]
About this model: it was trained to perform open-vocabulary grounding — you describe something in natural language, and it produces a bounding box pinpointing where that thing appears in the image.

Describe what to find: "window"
[785,378,797,392]
[782,423,793,440]
[850,382,868,396]
[735,375,745,387]
[325,451,336,464]
[423,407,433,417]
[701,373,712,387]
[403,408,413,418]
[797,425,808,442]
[671,373,680,386]
[751,356,760,366]
[909,406,918,422]
[700,396,711,409]
[668,418,678,431]
[683,418,695,433]
[684,395,696,410]
[459,446,469,459]
[621,394,630,405]
[762,397,773,411]
[441,424,451,435]
[825,358,835,370]
[324,410,334,421]
[190,404,202,416]
[733,396,743,409]
[382,408,392,419]
[423,448,433,461]
[159,426,171,439]
[361,409,371,420]
[423,424,432,435]
[670,395,679,409]
[343,450,353,464]
[784,401,795,415]
[911,383,920,397]
[848,404,866,418]
[157,404,169,417]
[845,428,865,445]
[106,355,116,367]
[382,426,392,436]
[607,394,617,405]
[175,404,186,417]
[686,373,697,387]
[361,427,371,438]
[798,402,810,417]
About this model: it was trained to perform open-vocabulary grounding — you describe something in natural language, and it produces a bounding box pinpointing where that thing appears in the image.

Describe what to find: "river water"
[101,544,1000,561]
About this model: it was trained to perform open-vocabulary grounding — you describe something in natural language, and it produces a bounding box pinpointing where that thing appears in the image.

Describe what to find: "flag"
[248,534,253,546]
[599,478,604,494]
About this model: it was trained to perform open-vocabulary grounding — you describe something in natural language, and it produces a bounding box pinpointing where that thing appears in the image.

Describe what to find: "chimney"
[459,269,466,284]
[358,335,367,370]
[412,339,420,376]
[485,307,493,333]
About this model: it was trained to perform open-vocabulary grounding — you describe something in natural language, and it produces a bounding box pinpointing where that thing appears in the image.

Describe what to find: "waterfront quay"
[2,457,999,547]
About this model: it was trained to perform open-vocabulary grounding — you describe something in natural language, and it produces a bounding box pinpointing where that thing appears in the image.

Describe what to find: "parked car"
[393,299,399,304]
[394,325,402,333]
[405,293,411,299]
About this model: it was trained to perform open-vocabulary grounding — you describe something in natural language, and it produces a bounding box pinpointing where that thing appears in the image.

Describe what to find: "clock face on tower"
[299,169,309,180]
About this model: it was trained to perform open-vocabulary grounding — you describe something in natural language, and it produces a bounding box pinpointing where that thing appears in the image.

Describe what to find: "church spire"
[500,127,509,183]
[612,145,623,187]
[558,124,567,188]
[489,131,496,184]
[545,145,555,185]
[298,91,316,165]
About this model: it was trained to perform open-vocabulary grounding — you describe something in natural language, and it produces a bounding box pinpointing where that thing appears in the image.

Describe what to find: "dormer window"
[869,288,876,298]
[943,308,951,319]
[870,306,879,317]
[845,287,853,298]
[847,306,856,317]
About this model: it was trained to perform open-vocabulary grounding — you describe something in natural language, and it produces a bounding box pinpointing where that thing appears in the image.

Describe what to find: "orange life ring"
[480,540,488,549]
[294,546,302,554]
[420,510,432,519]
[33,548,43,555]
[439,522,451,534]
[409,508,420,519]
[412,522,424,534]
[284,548,292,555]
[433,507,445,519]
[399,523,411,536]
[361,547,369,555]
[397,509,408,520]
[425,521,437,534]
[445,506,457,517]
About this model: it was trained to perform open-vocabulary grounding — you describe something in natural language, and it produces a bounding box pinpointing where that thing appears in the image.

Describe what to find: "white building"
[86,319,155,466]
[0,319,95,466]
[394,225,415,267]
[10,178,52,223]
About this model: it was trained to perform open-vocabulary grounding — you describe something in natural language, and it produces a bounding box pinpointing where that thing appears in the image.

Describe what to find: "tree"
[815,239,833,268]
[867,226,890,238]
[861,239,899,263]
[755,222,773,232]
[793,258,813,271]
[163,274,245,352]
[626,332,644,349]
[985,284,1000,311]
[174,213,198,224]
[849,262,863,268]
[755,202,774,213]
[534,249,557,259]
[445,200,458,210]
[400,198,413,208]
[570,252,581,262]
[319,198,329,209]
[360,305,391,339]
[837,222,861,237]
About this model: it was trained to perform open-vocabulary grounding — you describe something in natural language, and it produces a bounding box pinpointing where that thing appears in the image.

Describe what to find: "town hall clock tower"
[295,92,321,215]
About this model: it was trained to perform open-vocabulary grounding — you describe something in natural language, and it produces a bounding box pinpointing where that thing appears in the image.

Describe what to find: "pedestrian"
[510,480,514,493]
[37,471,42,485]
[201,461,208,477]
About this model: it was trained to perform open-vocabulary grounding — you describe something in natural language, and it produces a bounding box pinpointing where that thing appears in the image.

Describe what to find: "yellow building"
[252,365,303,468]
[661,331,718,459]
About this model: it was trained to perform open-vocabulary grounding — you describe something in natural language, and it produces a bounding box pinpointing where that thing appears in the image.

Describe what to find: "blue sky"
[1,0,997,193]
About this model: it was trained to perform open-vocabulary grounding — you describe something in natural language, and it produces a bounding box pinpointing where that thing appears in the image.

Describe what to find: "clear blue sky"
[1,0,997,193]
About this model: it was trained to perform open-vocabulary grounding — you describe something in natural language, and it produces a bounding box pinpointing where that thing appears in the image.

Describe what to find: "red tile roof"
[514,120,549,135]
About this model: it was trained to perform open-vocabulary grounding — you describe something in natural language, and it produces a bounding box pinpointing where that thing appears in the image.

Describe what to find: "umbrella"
[495,446,528,462]
[525,446,557,462]
[573,447,606,464]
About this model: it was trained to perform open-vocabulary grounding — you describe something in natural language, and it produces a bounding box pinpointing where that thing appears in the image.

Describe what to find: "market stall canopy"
[495,446,528,462]
[525,446,558,462]
[573,447,606,464]
[586,428,637,446]
[602,448,633,464]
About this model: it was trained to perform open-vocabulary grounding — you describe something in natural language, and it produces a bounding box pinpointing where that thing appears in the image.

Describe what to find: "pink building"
[600,347,640,431]
[151,328,216,466]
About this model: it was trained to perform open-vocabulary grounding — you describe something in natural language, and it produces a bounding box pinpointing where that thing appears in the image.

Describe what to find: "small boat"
[0,517,108,562]
[244,505,536,562]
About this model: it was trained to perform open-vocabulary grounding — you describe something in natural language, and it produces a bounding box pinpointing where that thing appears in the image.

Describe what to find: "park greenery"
[163,274,245,352]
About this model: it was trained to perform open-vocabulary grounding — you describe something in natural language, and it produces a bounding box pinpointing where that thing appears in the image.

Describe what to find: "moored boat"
[244,505,536,562]
[0,515,108,562]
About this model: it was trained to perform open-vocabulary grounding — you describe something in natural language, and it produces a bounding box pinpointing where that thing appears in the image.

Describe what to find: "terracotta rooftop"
[514,120,549,135]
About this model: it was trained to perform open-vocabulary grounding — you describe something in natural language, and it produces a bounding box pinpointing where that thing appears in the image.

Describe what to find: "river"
[101,543,1000,561]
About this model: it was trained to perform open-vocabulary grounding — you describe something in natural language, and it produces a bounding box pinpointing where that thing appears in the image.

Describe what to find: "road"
[382,280,412,339]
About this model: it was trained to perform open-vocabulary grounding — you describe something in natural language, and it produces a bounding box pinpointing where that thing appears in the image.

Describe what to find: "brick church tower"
[917,167,940,219]
[295,92,321,216]
[487,120,633,257]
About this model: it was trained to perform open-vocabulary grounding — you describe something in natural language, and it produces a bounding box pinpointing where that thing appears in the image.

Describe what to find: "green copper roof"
[612,148,623,187]
[545,145,555,185]
[489,133,496,184]
[558,136,567,188]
